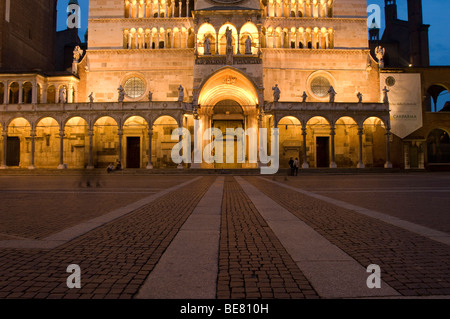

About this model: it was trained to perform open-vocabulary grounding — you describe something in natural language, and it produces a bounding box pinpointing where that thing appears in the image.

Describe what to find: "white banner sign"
[380,73,423,139]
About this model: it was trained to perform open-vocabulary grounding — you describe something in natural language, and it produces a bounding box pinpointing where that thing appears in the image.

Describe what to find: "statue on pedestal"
[272,84,280,102]
[148,91,153,102]
[118,85,125,102]
[178,85,184,102]
[204,37,211,55]
[89,92,94,103]
[59,87,67,104]
[375,46,385,68]
[245,36,252,55]
[301,91,308,102]
[328,86,337,103]
[382,86,390,104]
[357,92,363,103]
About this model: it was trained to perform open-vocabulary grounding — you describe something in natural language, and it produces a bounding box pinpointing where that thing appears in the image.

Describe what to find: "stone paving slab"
[136,177,224,299]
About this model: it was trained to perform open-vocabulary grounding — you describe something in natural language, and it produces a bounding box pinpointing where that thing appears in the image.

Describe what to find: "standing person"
[293,158,299,176]
[288,157,294,176]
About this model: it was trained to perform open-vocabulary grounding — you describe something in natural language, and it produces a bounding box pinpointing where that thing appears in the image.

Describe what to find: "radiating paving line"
[136,176,224,299]
[235,176,400,299]
[0,177,202,250]
[260,177,450,246]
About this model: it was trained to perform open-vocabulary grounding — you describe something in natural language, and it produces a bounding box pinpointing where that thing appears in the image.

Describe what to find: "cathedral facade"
[1,0,437,171]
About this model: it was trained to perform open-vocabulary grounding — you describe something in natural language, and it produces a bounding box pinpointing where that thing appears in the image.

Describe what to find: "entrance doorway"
[316,136,330,168]
[126,137,141,168]
[213,120,244,169]
[6,137,20,166]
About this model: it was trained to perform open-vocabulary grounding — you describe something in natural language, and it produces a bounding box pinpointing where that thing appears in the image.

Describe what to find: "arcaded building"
[0,0,446,170]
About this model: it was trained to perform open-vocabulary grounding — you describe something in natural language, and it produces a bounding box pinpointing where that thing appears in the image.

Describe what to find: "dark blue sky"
[56,0,449,66]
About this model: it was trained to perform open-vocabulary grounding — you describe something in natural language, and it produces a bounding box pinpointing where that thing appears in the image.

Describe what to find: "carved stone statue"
[375,46,385,68]
[245,36,252,55]
[118,85,125,102]
[357,92,363,103]
[225,27,233,50]
[382,86,390,104]
[178,85,184,102]
[73,46,84,62]
[328,86,337,103]
[148,91,153,102]
[272,84,280,102]
[204,37,211,55]
[301,91,308,102]
[89,92,94,103]
[59,87,66,104]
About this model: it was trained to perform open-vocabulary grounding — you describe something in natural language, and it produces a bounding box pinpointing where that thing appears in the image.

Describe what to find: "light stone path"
[235,176,400,298]
[136,176,224,299]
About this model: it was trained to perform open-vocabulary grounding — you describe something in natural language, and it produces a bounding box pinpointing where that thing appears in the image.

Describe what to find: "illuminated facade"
[0,0,413,170]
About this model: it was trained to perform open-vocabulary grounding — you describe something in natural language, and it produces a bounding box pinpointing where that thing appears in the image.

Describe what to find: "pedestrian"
[288,157,294,176]
[293,157,299,176]
[115,159,122,170]
[107,163,115,173]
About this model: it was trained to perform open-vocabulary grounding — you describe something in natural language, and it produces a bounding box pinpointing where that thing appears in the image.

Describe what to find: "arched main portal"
[197,67,260,169]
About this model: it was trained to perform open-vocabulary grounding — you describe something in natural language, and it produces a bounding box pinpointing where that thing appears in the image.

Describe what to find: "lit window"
[124,77,145,99]
[311,76,331,98]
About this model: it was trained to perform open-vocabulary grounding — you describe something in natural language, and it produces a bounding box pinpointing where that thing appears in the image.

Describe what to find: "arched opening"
[278,116,302,169]
[306,116,331,168]
[93,117,119,168]
[218,24,238,55]
[197,23,217,55]
[363,117,387,167]
[9,82,19,104]
[0,83,4,104]
[7,118,31,167]
[239,22,259,55]
[427,129,450,164]
[47,85,56,104]
[64,117,89,168]
[335,117,359,167]
[35,117,60,168]
[152,116,178,168]
[22,82,32,104]
[123,116,149,168]
[426,85,450,112]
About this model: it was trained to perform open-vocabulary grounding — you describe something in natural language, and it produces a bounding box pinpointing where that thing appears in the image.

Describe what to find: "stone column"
[310,1,314,17]
[325,31,329,49]
[143,0,147,18]
[273,31,276,48]
[289,0,291,16]
[29,130,36,169]
[267,2,270,17]
[404,143,410,170]
[178,1,182,17]
[177,125,183,169]
[418,142,425,169]
[58,130,65,169]
[303,32,307,49]
[385,129,393,168]
[156,31,160,49]
[18,82,23,104]
[329,125,337,168]
[118,129,123,163]
[216,32,219,54]
[147,128,153,169]
[186,0,189,17]
[0,130,7,169]
[157,0,161,17]
[301,126,309,168]
[304,1,307,17]
[42,84,48,104]
[150,0,154,17]
[325,0,328,17]
[87,129,94,169]
[32,81,38,104]
[281,0,285,17]
[3,81,9,104]
[164,1,167,17]
[357,127,365,168]
[295,31,299,48]
[179,30,182,48]
[237,33,241,54]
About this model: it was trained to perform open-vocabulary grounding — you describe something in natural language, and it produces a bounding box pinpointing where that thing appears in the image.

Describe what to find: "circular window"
[310,76,331,98]
[123,77,146,99]
[386,76,396,87]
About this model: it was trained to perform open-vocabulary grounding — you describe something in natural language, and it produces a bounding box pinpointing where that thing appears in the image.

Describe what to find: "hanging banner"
[380,73,423,139]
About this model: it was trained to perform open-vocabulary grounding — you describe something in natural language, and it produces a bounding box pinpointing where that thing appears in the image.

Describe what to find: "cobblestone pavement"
[248,176,450,297]
[0,173,449,299]
[0,176,214,299]
[217,177,318,299]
